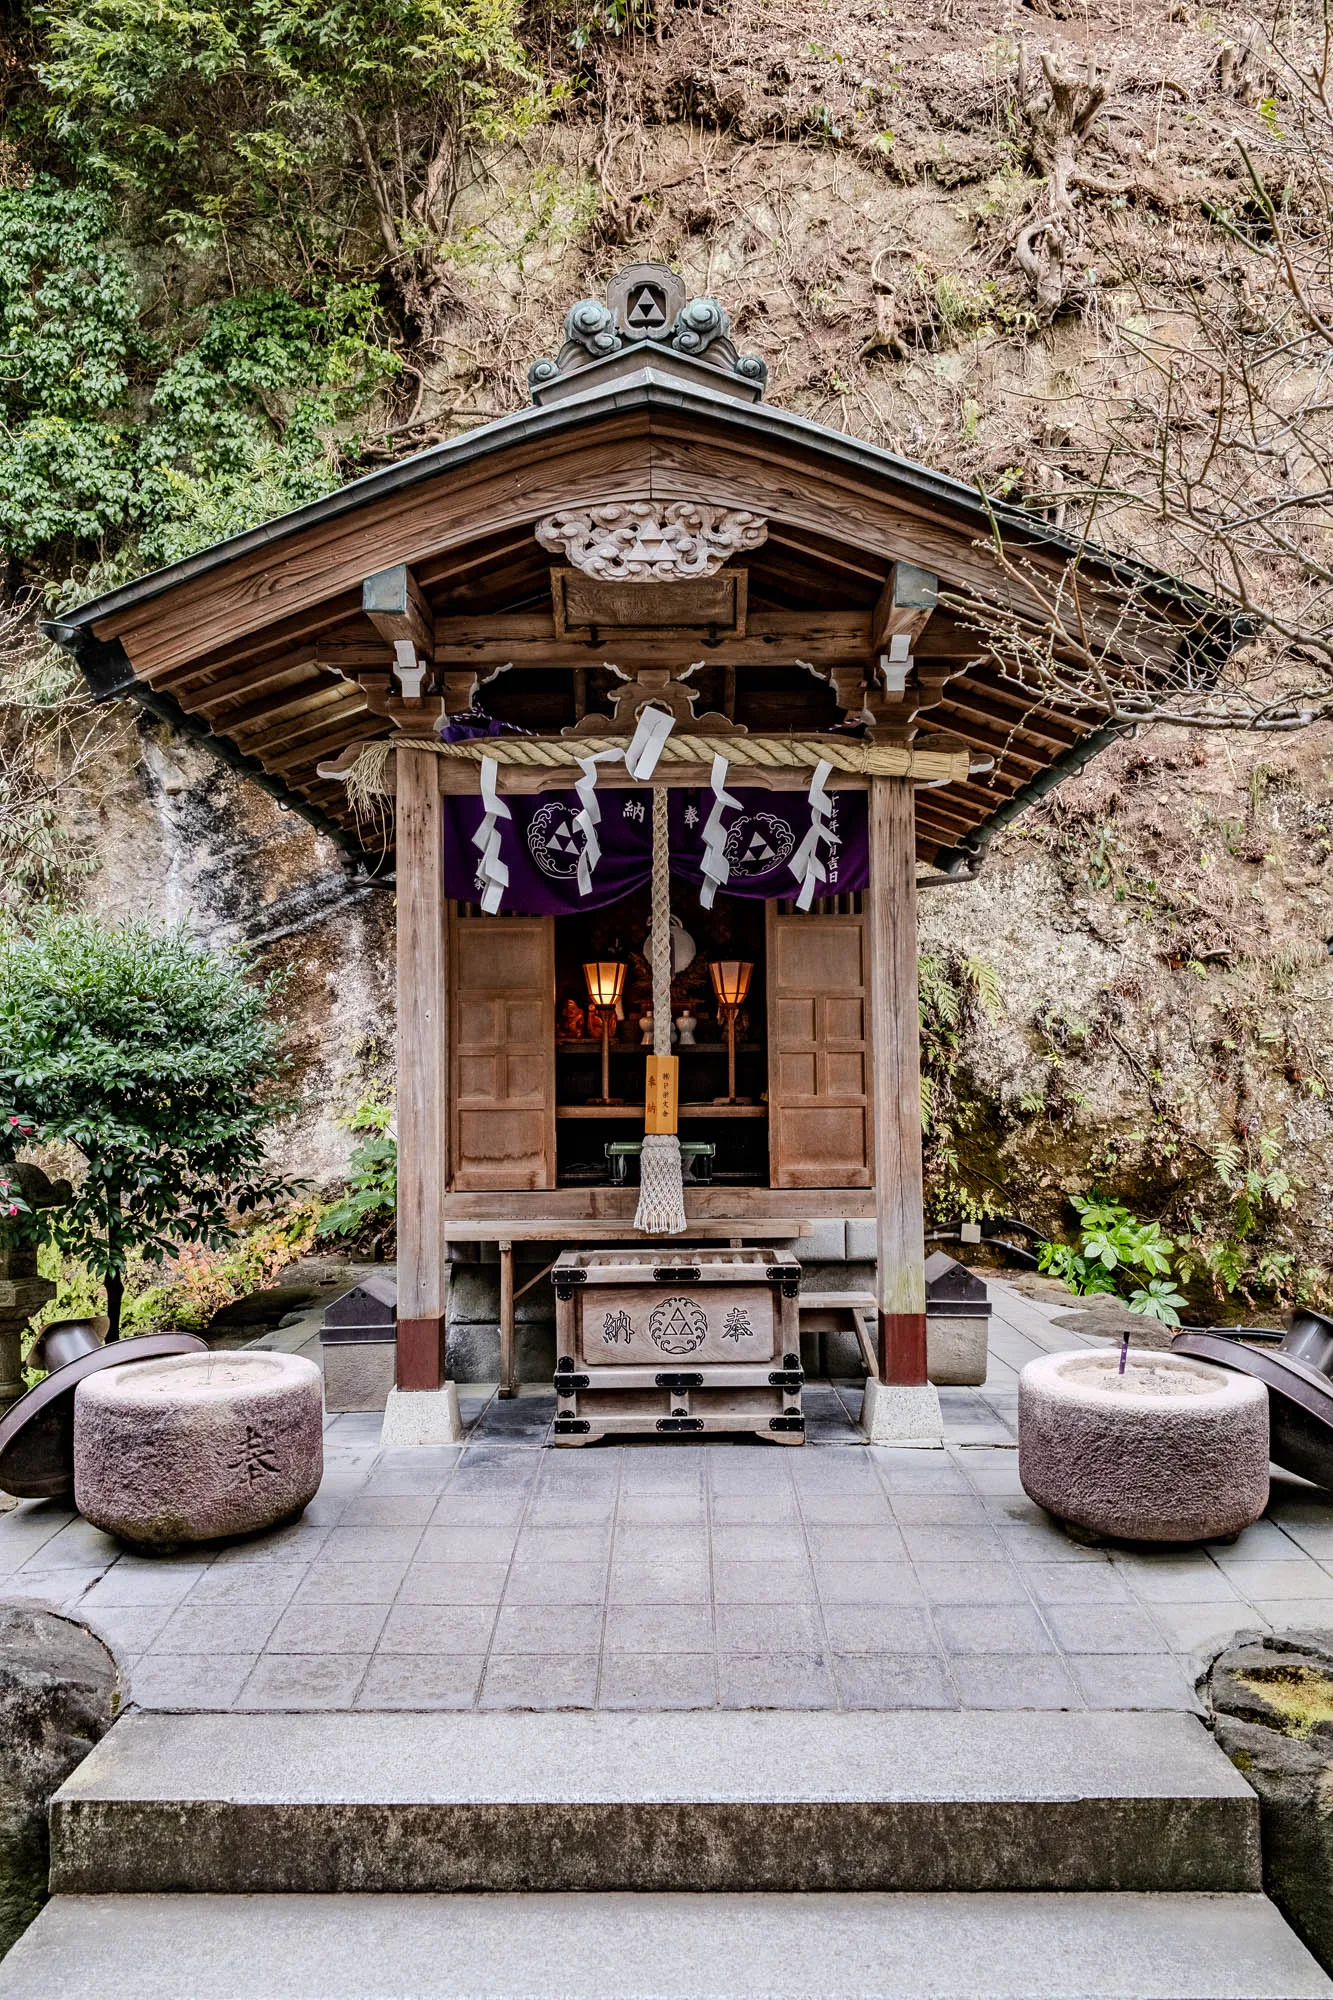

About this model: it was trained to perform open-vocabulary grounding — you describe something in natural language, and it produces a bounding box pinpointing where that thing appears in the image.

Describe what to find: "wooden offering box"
[552,1247,803,1446]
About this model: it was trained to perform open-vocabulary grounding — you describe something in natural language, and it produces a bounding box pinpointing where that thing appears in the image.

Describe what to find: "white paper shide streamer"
[476,707,677,913]
[623,703,675,780]
[699,753,740,910]
[790,757,836,911]
[472,754,511,914]
[572,750,619,898]
[566,706,675,898]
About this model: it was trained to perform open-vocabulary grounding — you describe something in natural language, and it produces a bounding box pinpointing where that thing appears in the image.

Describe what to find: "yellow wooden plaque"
[644,1055,679,1134]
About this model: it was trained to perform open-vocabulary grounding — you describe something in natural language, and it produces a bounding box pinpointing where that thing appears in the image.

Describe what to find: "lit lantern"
[708,959,753,1104]
[583,960,626,1104]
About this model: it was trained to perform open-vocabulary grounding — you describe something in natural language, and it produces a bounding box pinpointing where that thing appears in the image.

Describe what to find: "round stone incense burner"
[1019,1347,1269,1544]
[74,1349,323,1551]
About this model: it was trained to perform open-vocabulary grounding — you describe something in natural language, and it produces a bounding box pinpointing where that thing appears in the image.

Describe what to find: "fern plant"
[316,1100,397,1242]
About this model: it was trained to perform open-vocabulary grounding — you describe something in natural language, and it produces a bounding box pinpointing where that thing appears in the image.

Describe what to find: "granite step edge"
[3,1892,1329,2000]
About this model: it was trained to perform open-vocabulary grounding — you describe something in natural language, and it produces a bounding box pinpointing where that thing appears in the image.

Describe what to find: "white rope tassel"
[699,752,740,911]
[790,757,836,912]
[634,785,686,1235]
[473,754,511,914]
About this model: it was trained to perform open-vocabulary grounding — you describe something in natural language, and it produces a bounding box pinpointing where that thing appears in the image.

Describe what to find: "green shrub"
[0,912,300,1335]
[1039,1196,1189,1325]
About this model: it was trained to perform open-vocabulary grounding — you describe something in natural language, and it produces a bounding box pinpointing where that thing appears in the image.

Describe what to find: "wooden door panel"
[775,996,817,1041]
[767,906,872,1189]
[451,916,555,1191]
[826,1050,868,1095]
[825,996,865,1040]
[507,999,546,1043]
[458,997,502,1042]
[458,1054,501,1097]
[775,1051,819,1096]
[778,1108,872,1187]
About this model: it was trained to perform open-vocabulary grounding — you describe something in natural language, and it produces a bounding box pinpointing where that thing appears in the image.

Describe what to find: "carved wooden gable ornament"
[536,501,767,583]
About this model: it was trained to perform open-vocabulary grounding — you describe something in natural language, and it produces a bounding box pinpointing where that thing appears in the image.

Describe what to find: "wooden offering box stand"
[552,1248,803,1445]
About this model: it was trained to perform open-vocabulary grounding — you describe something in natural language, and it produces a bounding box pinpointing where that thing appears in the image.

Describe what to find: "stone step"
[3,1891,1329,1998]
[50,1708,1260,1896]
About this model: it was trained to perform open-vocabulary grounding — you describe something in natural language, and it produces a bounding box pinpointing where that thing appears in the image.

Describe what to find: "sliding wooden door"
[450,915,555,1190]
[766,904,872,1188]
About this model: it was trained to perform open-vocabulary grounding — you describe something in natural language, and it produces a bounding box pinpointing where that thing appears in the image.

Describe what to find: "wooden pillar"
[395,744,450,1392]
[867,774,928,1386]
[498,1241,517,1399]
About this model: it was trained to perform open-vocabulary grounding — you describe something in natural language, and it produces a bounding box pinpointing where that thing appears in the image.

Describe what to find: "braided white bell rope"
[634,784,686,1235]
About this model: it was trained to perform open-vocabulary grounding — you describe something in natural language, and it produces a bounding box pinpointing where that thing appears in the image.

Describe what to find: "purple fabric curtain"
[443,782,868,913]
[667,786,868,901]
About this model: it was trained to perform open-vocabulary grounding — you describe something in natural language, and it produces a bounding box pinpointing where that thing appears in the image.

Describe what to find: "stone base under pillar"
[861,1377,945,1447]
[379,1383,463,1448]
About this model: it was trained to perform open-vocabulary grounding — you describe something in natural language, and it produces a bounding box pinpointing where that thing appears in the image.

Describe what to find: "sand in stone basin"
[107,1353,285,1398]
[1061,1354,1219,1398]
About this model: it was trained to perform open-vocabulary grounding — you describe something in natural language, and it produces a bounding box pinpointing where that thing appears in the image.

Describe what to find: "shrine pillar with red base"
[861,774,944,1445]
[382,742,463,1446]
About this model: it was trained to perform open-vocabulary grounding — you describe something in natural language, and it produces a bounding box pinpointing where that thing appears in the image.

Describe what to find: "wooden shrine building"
[49,263,1233,1446]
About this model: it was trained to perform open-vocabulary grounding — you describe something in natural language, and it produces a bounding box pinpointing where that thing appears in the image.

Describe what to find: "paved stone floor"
[2,1280,1331,1714]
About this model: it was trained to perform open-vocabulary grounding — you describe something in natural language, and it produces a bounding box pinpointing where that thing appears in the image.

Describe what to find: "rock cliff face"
[55,0,1333,1305]
[919,724,1333,1280]
[82,708,394,1190]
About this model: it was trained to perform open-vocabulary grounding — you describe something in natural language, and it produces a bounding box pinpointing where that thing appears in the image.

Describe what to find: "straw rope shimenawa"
[335,733,972,822]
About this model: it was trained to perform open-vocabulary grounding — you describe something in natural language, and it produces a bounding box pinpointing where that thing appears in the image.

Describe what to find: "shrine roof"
[44,267,1241,878]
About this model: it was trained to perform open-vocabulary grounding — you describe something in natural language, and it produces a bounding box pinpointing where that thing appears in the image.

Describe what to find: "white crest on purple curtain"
[526,800,589,880]
[723,810,796,877]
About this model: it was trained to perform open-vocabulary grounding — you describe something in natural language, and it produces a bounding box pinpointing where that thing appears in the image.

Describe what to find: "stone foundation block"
[380,1383,463,1447]
[860,1378,945,1445]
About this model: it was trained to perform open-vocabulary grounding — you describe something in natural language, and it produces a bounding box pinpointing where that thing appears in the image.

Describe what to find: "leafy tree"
[0,178,397,566]
[0,912,299,1336]
[0,181,142,554]
[36,0,543,292]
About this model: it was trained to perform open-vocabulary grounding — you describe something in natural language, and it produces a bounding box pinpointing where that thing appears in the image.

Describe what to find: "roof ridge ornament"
[528,264,769,402]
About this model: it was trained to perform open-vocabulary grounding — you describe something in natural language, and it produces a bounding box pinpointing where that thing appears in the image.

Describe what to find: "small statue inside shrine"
[558,997,586,1041]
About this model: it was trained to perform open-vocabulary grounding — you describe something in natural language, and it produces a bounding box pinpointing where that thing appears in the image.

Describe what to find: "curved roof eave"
[45,360,1207,639]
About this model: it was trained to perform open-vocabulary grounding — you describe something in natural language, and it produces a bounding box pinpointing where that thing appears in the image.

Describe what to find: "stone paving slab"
[1,1282,1330,1714]
[5,1892,1330,1999]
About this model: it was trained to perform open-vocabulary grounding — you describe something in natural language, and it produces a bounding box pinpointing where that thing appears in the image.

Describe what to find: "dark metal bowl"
[30,1319,107,1374]
[0,1332,208,1500]
[1173,1319,1333,1492]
